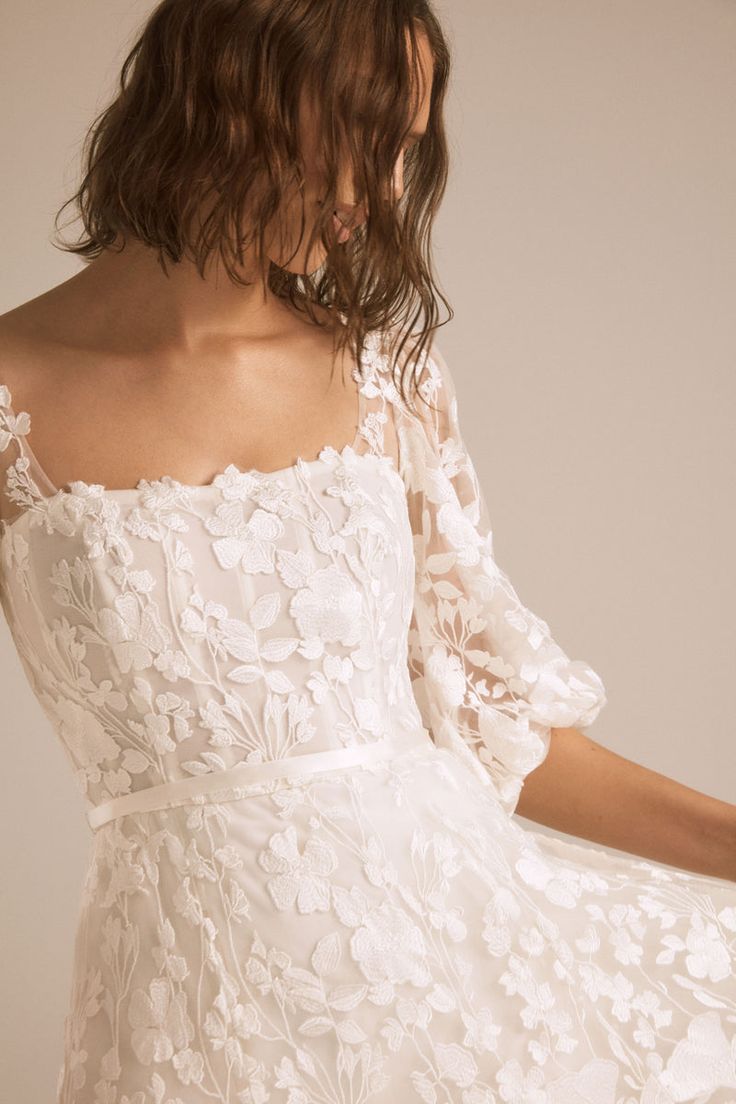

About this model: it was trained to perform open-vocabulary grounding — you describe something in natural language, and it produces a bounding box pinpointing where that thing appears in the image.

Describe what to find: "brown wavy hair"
[52,0,455,409]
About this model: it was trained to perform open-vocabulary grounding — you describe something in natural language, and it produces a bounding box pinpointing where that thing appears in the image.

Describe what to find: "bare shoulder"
[0,304,43,407]
[0,280,79,406]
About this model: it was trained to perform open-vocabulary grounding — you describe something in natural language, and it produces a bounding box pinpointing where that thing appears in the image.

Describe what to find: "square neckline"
[0,353,373,507]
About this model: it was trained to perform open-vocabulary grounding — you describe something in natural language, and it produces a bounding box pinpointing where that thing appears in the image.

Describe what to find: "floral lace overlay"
[0,329,734,1103]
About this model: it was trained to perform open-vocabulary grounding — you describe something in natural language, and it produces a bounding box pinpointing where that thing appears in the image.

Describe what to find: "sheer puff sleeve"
[396,338,607,816]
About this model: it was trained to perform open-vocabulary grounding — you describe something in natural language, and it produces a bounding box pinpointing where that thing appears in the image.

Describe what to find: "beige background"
[1,0,734,1096]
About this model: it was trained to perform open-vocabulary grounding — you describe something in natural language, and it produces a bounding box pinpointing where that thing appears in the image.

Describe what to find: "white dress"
[0,329,734,1104]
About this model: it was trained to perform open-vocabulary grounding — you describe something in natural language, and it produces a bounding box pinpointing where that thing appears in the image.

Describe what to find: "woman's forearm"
[514,725,736,882]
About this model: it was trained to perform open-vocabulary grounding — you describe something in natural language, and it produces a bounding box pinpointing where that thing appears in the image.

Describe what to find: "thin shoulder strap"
[351,328,403,468]
[359,325,437,470]
[0,382,59,526]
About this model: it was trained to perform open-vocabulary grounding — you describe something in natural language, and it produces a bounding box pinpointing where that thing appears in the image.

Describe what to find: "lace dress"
[0,329,734,1104]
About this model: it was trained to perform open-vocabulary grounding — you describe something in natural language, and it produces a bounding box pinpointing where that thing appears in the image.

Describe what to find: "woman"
[1,2,734,1101]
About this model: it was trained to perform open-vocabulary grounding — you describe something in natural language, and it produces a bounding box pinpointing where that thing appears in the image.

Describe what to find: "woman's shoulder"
[0,290,82,476]
[0,271,90,399]
[0,305,57,417]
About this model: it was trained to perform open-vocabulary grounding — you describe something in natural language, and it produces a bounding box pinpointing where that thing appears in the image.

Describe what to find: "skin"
[1,26,734,881]
[0,30,431,495]
[517,726,736,883]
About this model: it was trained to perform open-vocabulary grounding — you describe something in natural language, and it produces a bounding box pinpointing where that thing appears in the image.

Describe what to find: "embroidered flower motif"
[0,384,31,445]
[206,504,285,572]
[171,1046,205,1085]
[462,1006,503,1055]
[350,901,430,986]
[289,563,363,646]
[657,1010,736,1098]
[50,698,121,792]
[98,592,172,674]
[213,464,273,501]
[684,911,732,983]
[128,979,195,1065]
[258,824,338,913]
[424,644,467,709]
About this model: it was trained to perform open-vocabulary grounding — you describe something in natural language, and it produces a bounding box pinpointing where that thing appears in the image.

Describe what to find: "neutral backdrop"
[1,1,734,1098]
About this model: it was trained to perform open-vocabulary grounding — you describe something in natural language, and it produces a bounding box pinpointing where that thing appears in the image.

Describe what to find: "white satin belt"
[87,727,434,831]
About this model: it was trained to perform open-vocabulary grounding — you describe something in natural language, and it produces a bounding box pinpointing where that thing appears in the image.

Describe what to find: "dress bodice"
[0,331,428,813]
[0,327,607,821]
